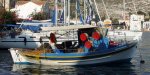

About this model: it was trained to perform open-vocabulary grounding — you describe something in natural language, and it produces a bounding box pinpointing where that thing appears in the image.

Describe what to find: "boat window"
[30,36,36,38]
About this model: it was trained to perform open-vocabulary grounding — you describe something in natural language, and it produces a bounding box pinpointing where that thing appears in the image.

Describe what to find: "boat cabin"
[38,25,119,54]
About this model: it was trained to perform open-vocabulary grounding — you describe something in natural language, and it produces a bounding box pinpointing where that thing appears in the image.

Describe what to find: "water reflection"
[12,63,137,75]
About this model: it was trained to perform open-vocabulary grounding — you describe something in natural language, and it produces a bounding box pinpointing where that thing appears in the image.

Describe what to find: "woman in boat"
[49,33,57,50]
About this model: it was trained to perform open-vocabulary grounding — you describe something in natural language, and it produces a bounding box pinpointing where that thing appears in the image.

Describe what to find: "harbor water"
[0,32,150,75]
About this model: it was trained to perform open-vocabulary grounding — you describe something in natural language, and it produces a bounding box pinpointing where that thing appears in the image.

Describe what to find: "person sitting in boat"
[48,33,63,53]
[49,33,57,49]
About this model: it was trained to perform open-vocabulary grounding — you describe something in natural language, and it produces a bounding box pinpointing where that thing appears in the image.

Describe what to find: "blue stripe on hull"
[14,62,32,64]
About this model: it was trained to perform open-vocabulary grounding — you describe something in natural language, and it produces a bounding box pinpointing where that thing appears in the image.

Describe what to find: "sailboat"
[0,0,71,49]
[0,24,51,48]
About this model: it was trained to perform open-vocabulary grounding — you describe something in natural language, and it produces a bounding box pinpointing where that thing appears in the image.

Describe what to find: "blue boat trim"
[14,62,32,64]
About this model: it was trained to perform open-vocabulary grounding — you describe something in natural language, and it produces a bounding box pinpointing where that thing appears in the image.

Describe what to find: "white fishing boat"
[9,25,137,65]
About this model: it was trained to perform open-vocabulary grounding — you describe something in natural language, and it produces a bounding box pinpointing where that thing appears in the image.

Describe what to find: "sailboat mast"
[84,0,86,23]
[64,0,66,25]
[76,0,78,25]
[68,0,70,26]
[55,0,58,26]
[93,0,101,21]
[123,0,126,21]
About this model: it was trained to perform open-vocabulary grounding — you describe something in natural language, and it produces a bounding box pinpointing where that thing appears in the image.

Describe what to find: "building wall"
[12,2,43,19]
[0,0,16,10]
[130,14,144,31]
[143,22,150,31]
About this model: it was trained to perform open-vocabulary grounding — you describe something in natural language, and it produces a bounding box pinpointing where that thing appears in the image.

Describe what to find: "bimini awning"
[41,24,97,31]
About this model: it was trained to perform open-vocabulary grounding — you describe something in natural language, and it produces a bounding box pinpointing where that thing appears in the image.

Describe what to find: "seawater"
[0,32,150,75]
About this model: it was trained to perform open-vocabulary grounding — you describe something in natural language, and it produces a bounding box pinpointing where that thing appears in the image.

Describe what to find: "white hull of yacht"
[0,30,77,48]
[108,30,143,41]
[0,38,48,48]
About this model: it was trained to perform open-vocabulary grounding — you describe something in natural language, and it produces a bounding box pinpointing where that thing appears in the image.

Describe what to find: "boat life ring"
[84,41,92,49]
[80,33,88,42]
[50,33,56,43]
[92,32,101,40]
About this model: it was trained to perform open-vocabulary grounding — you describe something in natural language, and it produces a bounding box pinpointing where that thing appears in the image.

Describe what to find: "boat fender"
[84,41,92,49]
[92,31,101,40]
[84,41,92,53]
[80,33,88,42]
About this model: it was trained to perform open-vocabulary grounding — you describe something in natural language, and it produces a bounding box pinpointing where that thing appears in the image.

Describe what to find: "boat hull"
[27,45,136,65]
[10,42,137,65]
[9,49,30,64]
